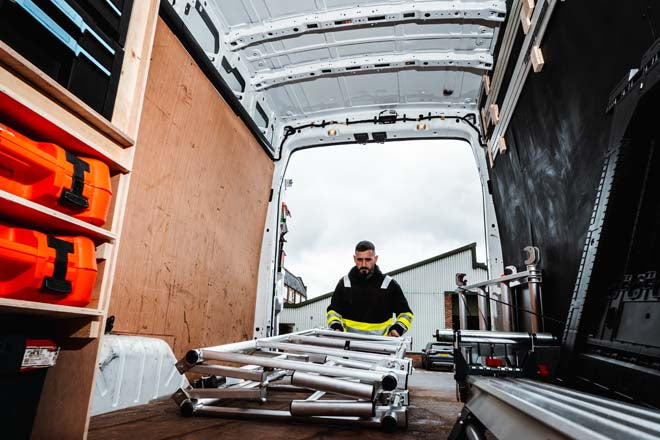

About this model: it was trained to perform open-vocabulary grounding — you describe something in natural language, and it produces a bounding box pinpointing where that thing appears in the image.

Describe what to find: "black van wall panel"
[488,0,660,334]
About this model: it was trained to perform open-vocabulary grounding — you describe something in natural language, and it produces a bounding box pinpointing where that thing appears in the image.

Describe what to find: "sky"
[281,139,487,298]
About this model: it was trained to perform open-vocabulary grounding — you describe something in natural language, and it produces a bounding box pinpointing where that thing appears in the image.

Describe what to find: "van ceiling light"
[327,128,338,136]
[416,122,427,131]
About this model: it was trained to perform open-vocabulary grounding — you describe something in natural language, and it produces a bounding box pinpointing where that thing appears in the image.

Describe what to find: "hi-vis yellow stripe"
[397,316,412,330]
[343,317,394,331]
[396,312,413,330]
[327,310,343,326]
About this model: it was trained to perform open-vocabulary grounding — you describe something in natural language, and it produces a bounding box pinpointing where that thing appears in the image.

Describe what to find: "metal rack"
[173,329,412,431]
[455,245,544,333]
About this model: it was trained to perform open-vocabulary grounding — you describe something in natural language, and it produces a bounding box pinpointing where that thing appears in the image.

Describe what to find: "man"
[326,241,414,336]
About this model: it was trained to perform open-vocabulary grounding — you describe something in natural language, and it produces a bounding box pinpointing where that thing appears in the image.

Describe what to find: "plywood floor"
[88,370,461,439]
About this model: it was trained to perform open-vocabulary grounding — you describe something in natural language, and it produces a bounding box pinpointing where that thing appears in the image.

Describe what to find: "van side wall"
[489,1,660,333]
[489,0,660,406]
[108,19,274,358]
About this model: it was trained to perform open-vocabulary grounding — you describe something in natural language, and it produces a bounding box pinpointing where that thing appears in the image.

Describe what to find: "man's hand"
[388,329,400,337]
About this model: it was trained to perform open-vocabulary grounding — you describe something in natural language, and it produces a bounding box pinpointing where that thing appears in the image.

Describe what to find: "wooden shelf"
[0,190,117,244]
[0,67,132,173]
[0,1,160,438]
[0,42,134,149]
[0,298,103,319]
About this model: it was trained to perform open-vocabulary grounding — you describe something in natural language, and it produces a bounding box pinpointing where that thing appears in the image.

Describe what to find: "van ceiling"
[165,0,507,157]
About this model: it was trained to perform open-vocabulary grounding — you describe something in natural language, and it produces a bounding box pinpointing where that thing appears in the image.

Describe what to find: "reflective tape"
[346,328,387,336]
[396,313,414,330]
[380,275,393,289]
[396,317,412,330]
[343,275,351,288]
[343,318,394,336]
[327,310,343,326]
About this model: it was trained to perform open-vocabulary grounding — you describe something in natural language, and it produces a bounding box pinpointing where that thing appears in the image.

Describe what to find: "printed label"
[22,346,60,369]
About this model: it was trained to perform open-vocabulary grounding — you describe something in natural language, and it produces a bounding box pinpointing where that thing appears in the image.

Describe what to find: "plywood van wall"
[108,19,274,358]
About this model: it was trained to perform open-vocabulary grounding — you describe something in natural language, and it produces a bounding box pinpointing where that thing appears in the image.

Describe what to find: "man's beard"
[358,266,374,279]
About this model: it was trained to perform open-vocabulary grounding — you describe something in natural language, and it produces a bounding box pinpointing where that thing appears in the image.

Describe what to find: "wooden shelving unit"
[0,190,117,244]
[0,67,132,173]
[0,298,104,318]
[0,1,160,438]
[0,42,134,149]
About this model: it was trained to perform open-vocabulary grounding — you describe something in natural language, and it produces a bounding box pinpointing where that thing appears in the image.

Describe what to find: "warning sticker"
[21,345,60,369]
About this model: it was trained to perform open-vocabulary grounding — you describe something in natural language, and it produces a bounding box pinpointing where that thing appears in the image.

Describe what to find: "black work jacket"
[327,265,413,335]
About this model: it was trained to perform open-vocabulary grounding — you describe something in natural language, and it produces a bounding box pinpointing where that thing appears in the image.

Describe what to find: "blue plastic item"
[50,0,116,55]
[12,0,111,76]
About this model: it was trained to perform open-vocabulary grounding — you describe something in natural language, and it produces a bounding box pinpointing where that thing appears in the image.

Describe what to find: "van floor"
[88,370,461,439]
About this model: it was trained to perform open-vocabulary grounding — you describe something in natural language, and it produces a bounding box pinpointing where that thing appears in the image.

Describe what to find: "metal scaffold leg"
[172,329,412,431]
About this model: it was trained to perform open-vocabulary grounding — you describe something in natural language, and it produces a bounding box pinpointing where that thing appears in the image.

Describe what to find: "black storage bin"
[0,0,133,119]
[0,335,50,440]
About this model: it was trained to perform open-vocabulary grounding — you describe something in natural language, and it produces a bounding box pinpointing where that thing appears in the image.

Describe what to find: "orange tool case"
[0,223,97,307]
[0,123,112,226]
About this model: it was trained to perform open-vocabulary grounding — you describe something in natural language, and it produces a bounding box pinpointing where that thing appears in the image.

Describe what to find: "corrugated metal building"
[280,243,488,352]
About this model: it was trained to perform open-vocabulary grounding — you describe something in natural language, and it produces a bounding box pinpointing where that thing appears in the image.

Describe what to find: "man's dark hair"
[355,240,375,253]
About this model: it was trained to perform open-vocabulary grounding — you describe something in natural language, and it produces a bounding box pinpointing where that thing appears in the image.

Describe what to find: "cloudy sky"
[281,139,487,298]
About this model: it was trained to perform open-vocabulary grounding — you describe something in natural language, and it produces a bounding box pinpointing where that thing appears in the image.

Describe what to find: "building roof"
[284,242,486,309]
[284,268,307,296]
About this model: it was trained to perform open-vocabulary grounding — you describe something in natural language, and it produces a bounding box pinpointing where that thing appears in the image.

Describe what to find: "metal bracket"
[251,52,493,91]
[226,1,506,51]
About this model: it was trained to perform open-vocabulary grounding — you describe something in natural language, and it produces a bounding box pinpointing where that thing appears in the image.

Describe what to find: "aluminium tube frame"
[290,400,376,418]
[188,349,399,390]
[173,329,411,431]
[257,340,407,368]
[435,329,557,346]
[291,372,375,400]
[174,399,408,432]
[286,334,399,354]
[313,328,408,346]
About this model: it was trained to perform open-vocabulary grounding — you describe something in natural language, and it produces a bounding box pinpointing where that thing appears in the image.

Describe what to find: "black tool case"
[0,0,134,119]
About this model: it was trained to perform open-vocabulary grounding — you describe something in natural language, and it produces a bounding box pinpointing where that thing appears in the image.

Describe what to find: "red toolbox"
[0,123,112,226]
[0,223,97,307]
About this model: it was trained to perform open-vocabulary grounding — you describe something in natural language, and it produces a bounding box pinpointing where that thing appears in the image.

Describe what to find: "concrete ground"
[89,369,462,439]
[405,369,462,437]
